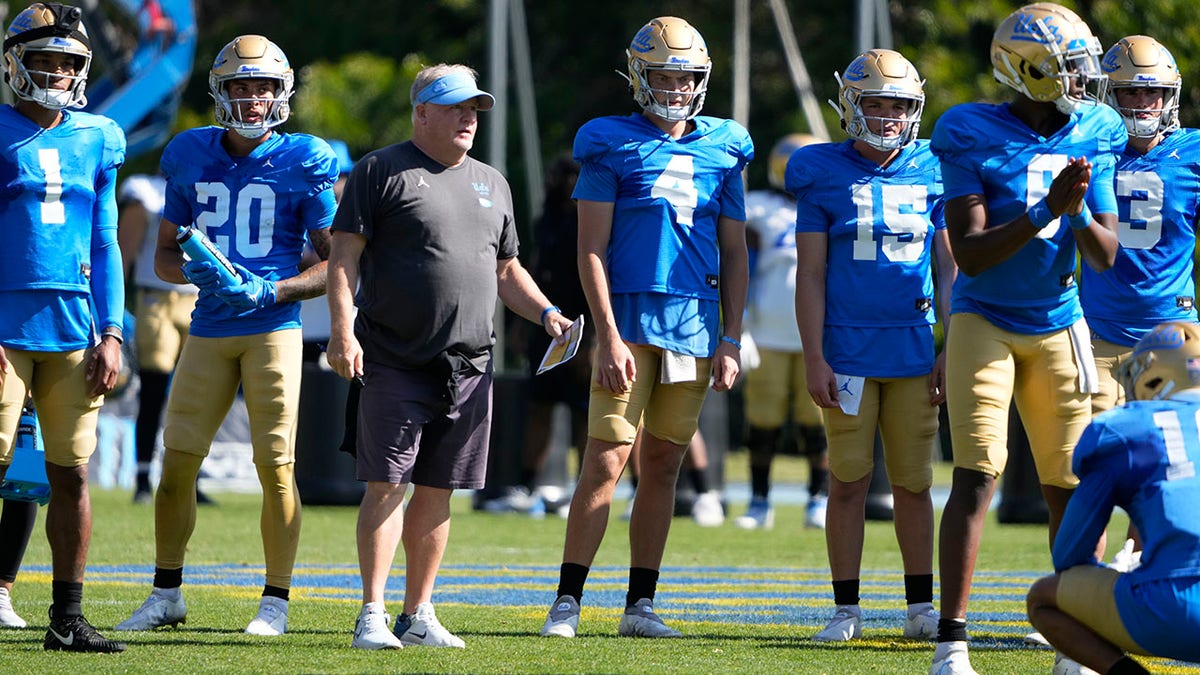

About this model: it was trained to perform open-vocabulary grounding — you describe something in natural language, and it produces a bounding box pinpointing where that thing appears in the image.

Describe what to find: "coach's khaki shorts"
[588,343,710,446]
[946,313,1090,488]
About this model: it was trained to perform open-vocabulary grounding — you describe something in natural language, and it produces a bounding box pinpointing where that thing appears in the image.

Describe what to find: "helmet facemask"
[629,62,709,122]
[833,82,923,151]
[1117,321,1200,401]
[211,74,293,138]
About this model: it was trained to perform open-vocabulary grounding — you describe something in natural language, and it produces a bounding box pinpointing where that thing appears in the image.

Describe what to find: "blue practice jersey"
[1082,128,1200,346]
[788,140,944,377]
[161,127,338,338]
[1054,391,1200,658]
[0,106,126,351]
[572,114,753,356]
[931,102,1126,334]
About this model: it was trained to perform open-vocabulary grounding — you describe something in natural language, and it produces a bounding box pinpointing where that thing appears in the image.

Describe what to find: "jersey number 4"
[651,155,699,226]
[194,182,277,257]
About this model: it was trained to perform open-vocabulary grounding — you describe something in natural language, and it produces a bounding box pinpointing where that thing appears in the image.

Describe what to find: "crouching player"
[1027,321,1200,675]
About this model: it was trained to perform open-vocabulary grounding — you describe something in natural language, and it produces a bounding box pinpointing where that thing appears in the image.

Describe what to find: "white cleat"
[0,587,26,628]
[930,641,980,675]
[1053,651,1101,675]
[1025,630,1052,648]
[394,602,464,648]
[904,602,939,640]
[813,604,862,642]
[245,596,288,636]
[691,491,725,527]
[540,595,580,638]
[115,588,187,630]
[351,604,403,650]
[805,495,828,529]
[617,598,681,638]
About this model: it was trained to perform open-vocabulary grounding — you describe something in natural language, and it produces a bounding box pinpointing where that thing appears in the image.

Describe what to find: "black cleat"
[44,611,127,653]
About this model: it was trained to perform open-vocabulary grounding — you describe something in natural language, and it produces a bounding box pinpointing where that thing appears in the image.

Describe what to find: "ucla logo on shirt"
[473,181,493,208]
[1011,12,1061,45]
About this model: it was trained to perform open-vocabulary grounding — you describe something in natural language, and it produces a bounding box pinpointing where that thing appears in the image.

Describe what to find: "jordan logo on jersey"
[417,176,430,188]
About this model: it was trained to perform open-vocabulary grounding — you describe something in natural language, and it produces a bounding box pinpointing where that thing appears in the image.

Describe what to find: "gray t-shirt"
[332,141,519,370]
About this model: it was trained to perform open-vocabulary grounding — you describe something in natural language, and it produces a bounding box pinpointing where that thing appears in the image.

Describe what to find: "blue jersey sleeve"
[1053,420,1121,571]
[91,119,127,332]
[572,118,621,202]
[786,144,830,233]
[930,106,987,201]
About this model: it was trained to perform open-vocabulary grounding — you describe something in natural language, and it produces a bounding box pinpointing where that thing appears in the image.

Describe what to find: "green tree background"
[137,0,1200,232]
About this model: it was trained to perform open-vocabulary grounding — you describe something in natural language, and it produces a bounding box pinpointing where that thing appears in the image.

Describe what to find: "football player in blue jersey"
[540,16,752,639]
[928,4,1126,673]
[0,2,127,653]
[116,34,339,637]
[1085,35,1199,414]
[737,133,830,533]
[1027,321,1200,675]
[1086,35,1200,576]
[790,49,954,644]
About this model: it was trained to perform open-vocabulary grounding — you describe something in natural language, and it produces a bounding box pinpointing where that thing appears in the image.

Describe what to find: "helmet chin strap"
[233,126,270,139]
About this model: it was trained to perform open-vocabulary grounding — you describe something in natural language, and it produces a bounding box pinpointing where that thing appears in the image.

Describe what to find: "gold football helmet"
[767,133,820,191]
[829,49,924,151]
[991,3,1106,114]
[1102,35,1181,138]
[209,35,294,138]
[1118,321,1200,401]
[625,16,710,122]
[3,2,91,109]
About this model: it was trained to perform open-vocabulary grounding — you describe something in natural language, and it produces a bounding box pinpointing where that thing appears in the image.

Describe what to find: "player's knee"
[1026,575,1059,615]
[891,469,933,493]
[589,414,637,445]
[642,420,696,447]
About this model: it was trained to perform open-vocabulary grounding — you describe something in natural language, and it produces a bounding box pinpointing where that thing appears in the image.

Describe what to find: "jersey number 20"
[194,182,277,258]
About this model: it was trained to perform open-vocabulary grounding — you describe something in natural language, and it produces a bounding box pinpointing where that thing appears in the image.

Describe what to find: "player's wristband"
[540,305,561,325]
[720,335,742,350]
[1027,198,1055,230]
[1067,203,1093,231]
[100,327,123,344]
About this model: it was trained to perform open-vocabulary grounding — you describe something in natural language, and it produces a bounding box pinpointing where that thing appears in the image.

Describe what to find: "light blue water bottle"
[176,225,241,287]
[0,401,50,504]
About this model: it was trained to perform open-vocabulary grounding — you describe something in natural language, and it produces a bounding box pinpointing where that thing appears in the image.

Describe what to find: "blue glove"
[214,262,277,311]
[182,260,222,292]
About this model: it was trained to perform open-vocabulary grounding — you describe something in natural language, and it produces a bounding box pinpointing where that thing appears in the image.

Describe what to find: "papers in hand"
[537,315,585,375]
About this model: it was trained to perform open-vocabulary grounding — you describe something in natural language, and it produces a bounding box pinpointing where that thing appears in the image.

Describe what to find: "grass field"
[2,468,1198,674]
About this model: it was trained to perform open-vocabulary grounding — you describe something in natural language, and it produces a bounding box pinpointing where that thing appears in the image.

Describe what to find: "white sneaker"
[813,604,861,642]
[540,595,580,638]
[1025,630,1052,648]
[245,596,288,636]
[1110,538,1142,573]
[394,602,464,648]
[351,604,403,650]
[0,587,26,628]
[115,588,187,630]
[735,498,775,530]
[620,495,635,521]
[691,491,724,527]
[904,602,939,640]
[1053,651,1100,675]
[617,598,682,638]
[930,641,979,675]
[805,495,828,529]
